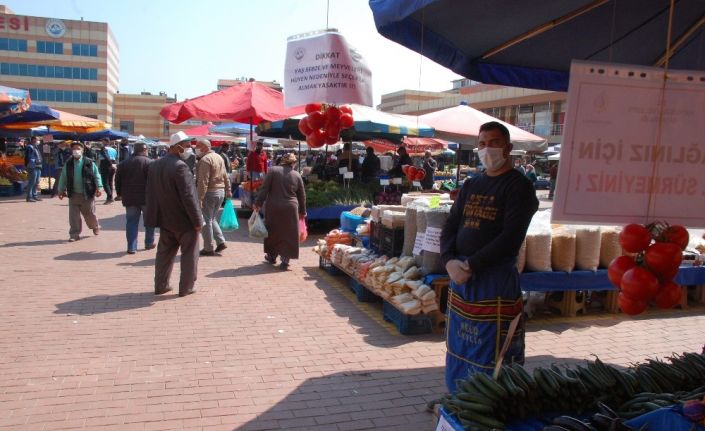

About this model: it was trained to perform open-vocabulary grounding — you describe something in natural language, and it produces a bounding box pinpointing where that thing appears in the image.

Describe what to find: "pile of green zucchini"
[435,352,705,431]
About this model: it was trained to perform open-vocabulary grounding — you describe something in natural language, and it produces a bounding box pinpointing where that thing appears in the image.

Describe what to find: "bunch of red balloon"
[298,103,354,148]
[608,222,689,315]
[401,165,425,183]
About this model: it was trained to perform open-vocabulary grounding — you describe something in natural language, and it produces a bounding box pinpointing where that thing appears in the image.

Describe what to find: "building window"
[27,88,98,104]
[36,40,63,54]
[120,120,135,134]
[0,62,98,80]
[0,37,28,51]
[71,43,98,57]
[162,121,169,136]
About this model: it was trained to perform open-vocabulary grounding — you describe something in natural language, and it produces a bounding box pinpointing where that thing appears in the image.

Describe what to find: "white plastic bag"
[248,210,268,239]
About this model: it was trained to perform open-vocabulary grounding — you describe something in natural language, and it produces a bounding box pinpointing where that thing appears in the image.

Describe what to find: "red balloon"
[618,292,648,316]
[339,113,354,129]
[655,281,682,309]
[607,255,637,288]
[325,106,342,124]
[620,266,659,302]
[406,166,418,181]
[644,242,682,278]
[415,170,426,181]
[305,103,322,115]
[339,105,353,115]
[324,135,339,145]
[619,224,652,253]
[308,111,326,129]
[298,117,313,136]
[325,123,342,140]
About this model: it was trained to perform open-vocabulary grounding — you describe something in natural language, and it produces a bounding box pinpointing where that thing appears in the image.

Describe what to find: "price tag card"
[344,172,354,179]
[412,232,425,256]
[391,177,402,184]
[436,415,454,431]
[423,227,442,253]
[429,196,440,208]
[380,179,390,186]
[413,181,421,187]
[338,167,348,174]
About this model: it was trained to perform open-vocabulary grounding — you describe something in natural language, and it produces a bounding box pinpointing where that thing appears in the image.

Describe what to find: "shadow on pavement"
[301,266,443,348]
[206,262,281,278]
[54,291,170,315]
[117,258,156,267]
[235,367,443,431]
[1,239,68,247]
[54,250,126,260]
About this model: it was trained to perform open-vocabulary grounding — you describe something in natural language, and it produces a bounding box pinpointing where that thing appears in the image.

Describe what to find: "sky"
[8,0,462,105]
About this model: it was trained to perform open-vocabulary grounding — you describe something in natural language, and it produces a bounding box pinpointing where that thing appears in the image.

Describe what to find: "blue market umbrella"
[370,0,705,91]
[0,103,59,125]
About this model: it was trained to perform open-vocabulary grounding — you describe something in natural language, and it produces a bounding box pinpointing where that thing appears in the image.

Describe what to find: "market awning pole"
[455,148,460,185]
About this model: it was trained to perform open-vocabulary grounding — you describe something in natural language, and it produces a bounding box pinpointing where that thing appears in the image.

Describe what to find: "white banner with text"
[552,61,705,227]
[284,30,373,107]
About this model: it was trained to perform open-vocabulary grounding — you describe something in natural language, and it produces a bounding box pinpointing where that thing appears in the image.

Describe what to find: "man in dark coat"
[145,132,203,297]
[116,143,155,254]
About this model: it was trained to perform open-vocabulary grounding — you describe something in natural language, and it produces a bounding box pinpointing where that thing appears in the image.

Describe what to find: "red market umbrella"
[160,82,304,126]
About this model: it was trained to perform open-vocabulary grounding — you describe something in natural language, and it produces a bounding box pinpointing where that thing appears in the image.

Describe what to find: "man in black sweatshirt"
[440,121,538,392]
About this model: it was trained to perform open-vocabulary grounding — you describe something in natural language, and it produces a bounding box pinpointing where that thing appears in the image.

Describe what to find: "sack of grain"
[414,209,427,267]
[517,239,527,273]
[575,225,601,271]
[422,209,449,275]
[551,226,576,272]
[526,232,552,272]
[599,227,623,268]
[402,206,418,256]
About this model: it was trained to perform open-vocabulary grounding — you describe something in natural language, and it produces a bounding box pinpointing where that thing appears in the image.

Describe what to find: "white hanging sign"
[423,227,441,253]
[284,29,373,107]
[552,61,705,227]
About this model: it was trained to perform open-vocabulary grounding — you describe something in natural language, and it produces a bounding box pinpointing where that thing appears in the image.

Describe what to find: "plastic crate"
[382,300,432,335]
[349,279,381,303]
[0,185,13,197]
[379,226,404,258]
[319,256,342,276]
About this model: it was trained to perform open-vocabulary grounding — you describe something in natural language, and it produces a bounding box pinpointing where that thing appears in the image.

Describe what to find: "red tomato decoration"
[607,255,636,288]
[619,224,652,253]
[325,123,342,140]
[325,106,341,124]
[644,242,682,277]
[307,128,327,148]
[339,105,353,115]
[415,170,426,181]
[305,103,322,114]
[308,111,326,129]
[618,292,648,316]
[306,134,324,149]
[298,117,313,136]
[339,113,354,129]
[662,225,689,250]
[655,281,682,309]
[620,266,659,302]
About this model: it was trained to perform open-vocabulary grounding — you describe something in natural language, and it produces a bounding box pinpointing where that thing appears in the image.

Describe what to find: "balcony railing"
[514,123,564,137]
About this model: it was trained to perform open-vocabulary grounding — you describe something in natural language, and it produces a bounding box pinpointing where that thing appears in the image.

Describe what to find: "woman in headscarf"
[253,153,306,270]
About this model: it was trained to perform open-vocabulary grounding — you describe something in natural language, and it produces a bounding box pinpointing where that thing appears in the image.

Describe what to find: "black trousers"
[154,228,199,295]
[100,168,115,200]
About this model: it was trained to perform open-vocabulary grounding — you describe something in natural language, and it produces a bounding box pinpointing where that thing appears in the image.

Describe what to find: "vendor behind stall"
[337,142,359,176]
[360,146,380,183]
[421,150,437,190]
[246,140,268,180]
[440,121,538,392]
[388,146,412,177]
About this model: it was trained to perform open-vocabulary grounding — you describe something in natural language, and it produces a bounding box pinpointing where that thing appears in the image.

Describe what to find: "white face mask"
[478,147,506,172]
[72,149,82,158]
[179,147,193,160]
[195,148,204,158]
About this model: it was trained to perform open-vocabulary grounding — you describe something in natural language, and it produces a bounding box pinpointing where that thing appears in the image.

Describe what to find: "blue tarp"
[50,129,128,141]
[519,266,705,292]
[369,0,705,91]
[307,205,357,220]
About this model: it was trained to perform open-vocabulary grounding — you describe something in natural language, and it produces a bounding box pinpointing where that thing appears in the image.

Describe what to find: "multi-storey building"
[379,79,567,145]
[0,5,118,123]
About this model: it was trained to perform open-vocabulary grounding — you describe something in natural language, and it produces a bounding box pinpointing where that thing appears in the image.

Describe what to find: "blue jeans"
[201,190,225,252]
[125,205,155,252]
[26,167,41,200]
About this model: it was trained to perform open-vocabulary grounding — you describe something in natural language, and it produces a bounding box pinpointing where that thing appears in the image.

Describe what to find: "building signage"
[284,29,373,107]
[552,60,705,228]
[0,15,29,32]
[45,18,66,38]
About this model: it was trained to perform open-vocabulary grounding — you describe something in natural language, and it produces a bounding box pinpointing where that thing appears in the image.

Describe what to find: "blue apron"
[445,259,525,392]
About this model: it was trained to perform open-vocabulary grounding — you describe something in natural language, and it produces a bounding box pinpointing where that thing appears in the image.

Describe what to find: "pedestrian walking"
[115,142,155,254]
[440,121,538,392]
[145,132,203,297]
[253,153,306,270]
[57,141,104,242]
[194,138,231,257]
[51,141,71,198]
[24,136,43,202]
[98,139,117,204]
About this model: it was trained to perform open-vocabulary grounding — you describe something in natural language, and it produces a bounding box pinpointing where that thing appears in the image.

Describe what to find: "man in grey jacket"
[145,132,203,297]
[116,143,155,254]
